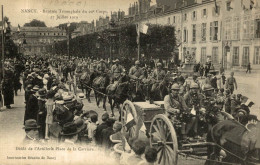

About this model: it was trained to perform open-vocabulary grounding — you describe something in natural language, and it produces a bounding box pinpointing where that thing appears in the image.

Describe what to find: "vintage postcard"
[0,0,259,165]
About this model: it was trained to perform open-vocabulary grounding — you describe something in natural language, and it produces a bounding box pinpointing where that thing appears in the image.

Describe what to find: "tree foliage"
[24,19,47,27]
[50,24,176,60]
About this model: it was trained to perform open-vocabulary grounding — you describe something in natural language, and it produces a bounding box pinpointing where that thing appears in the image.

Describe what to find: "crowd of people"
[0,54,256,165]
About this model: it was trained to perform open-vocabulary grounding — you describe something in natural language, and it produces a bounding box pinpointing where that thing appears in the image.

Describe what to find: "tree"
[48,24,176,60]
[24,19,47,27]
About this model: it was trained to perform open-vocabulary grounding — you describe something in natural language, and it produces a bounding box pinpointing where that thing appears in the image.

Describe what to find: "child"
[138,147,158,165]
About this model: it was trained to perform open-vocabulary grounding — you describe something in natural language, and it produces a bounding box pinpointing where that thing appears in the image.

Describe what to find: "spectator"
[95,113,109,145]
[45,90,55,140]
[246,62,251,74]
[127,140,146,165]
[138,147,158,165]
[101,118,116,149]
[87,114,98,141]
[199,65,204,78]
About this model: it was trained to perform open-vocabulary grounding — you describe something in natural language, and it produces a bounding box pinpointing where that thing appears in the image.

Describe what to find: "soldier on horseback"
[111,59,124,83]
[150,63,166,101]
[129,61,143,80]
[96,59,107,75]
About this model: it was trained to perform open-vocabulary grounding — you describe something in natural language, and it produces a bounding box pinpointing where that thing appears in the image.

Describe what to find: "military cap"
[135,60,140,65]
[157,63,162,67]
[190,83,199,89]
[171,83,180,90]
[203,84,214,91]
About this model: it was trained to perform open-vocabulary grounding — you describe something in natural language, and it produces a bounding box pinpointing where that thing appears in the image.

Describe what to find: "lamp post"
[109,20,117,60]
[66,23,70,59]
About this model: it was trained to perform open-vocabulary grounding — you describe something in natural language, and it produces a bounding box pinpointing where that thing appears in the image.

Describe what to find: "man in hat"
[37,88,47,139]
[1,74,15,109]
[129,61,143,80]
[111,59,124,82]
[60,120,86,145]
[96,59,107,75]
[226,72,237,94]
[24,86,39,123]
[23,119,40,144]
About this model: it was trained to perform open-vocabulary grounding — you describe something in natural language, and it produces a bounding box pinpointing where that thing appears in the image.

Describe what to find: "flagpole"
[137,22,140,60]
[1,5,4,79]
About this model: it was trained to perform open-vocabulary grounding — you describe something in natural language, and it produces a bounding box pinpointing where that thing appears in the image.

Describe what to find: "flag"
[125,113,136,131]
[196,0,203,4]
[18,24,20,32]
[139,23,149,34]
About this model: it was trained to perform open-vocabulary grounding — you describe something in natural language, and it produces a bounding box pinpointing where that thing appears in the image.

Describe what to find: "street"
[0,71,259,165]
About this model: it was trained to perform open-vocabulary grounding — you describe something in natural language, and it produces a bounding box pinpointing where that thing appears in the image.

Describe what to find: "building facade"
[222,0,260,69]
[11,27,67,55]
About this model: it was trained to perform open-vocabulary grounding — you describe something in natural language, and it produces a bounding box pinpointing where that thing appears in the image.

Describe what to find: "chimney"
[136,2,139,14]
[129,4,132,15]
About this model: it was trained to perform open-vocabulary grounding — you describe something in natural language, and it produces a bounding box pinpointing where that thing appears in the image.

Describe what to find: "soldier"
[183,83,202,138]
[96,59,107,75]
[129,61,143,80]
[111,59,124,82]
[201,84,225,127]
[150,63,166,101]
[164,83,195,139]
[225,72,237,94]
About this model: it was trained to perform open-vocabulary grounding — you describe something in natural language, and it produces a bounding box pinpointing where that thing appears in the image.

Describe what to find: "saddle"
[107,81,119,92]
[93,76,104,87]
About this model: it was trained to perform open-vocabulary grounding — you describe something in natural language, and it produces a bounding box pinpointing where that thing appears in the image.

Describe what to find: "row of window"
[39,32,65,36]
[224,16,260,40]
[168,6,220,24]
[233,47,260,66]
[199,46,260,66]
[200,47,219,64]
[183,21,219,43]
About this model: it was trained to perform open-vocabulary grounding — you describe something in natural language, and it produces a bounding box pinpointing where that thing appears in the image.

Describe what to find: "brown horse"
[206,117,260,165]
[106,74,130,117]
[92,73,110,111]
[80,71,98,102]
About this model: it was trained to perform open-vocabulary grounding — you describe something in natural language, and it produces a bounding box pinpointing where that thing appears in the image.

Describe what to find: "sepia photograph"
[0,0,260,164]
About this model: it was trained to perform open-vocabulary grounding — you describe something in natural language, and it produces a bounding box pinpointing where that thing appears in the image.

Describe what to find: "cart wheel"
[150,114,178,165]
[122,100,139,140]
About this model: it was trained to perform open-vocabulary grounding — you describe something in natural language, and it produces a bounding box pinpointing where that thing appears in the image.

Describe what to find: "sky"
[0,0,156,27]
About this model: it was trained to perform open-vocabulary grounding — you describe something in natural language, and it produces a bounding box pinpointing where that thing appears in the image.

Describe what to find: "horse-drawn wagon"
[120,99,259,165]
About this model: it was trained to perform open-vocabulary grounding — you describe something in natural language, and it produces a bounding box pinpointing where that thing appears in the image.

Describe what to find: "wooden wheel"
[150,114,178,165]
[122,100,139,140]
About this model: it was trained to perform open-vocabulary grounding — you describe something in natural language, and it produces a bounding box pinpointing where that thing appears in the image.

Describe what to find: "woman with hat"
[24,85,40,124]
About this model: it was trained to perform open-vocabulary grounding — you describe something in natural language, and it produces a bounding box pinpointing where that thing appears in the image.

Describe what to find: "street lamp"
[108,20,117,60]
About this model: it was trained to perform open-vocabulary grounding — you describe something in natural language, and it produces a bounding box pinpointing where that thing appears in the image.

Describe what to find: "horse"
[148,73,172,101]
[92,73,110,111]
[80,71,98,102]
[206,117,260,165]
[106,74,131,117]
